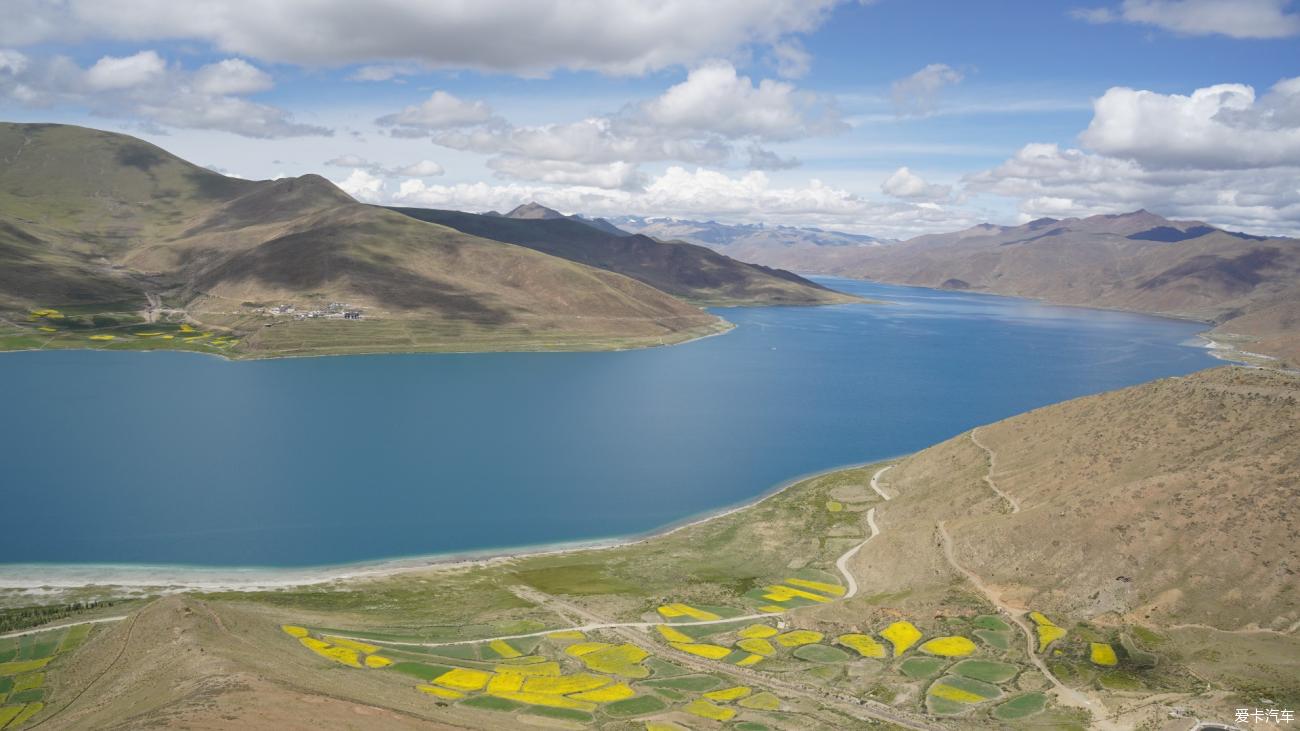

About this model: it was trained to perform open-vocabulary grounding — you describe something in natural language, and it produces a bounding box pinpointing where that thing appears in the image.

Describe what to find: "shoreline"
[0,457,897,594]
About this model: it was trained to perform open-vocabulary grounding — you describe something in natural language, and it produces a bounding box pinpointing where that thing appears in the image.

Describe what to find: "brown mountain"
[0,123,730,356]
[388,205,857,307]
[728,210,1300,366]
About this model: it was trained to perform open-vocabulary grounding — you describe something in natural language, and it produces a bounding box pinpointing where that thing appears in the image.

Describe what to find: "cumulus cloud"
[962,77,1300,236]
[390,165,980,238]
[881,167,952,201]
[1080,78,1300,169]
[768,40,813,78]
[0,49,328,138]
[0,0,846,76]
[378,61,839,188]
[636,61,843,140]
[891,63,964,116]
[1069,0,1300,39]
[334,168,385,202]
[376,91,496,134]
[83,50,166,90]
[325,155,444,178]
[968,143,1300,235]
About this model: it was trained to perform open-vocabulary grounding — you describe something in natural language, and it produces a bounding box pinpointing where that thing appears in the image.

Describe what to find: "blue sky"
[1,0,1297,237]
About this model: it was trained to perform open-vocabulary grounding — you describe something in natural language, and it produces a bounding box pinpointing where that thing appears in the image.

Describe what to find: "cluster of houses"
[258,302,363,320]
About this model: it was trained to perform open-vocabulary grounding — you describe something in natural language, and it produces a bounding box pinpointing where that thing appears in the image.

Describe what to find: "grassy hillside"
[713,210,1300,366]
[0,123,730,357]
[8,366,1295,729]
[389,206,859,307]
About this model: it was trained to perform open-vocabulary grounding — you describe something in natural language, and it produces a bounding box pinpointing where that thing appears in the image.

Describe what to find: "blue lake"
[0,279,1218,568]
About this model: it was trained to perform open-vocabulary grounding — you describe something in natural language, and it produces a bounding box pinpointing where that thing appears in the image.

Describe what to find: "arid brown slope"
[725,211,1300,365]
[0,122,724,354]
[389,206,857,307]
[854,367,1298,632]
[36,597,461,730]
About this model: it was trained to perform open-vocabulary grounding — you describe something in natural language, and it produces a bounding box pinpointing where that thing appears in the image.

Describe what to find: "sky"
[0,0,1297,238]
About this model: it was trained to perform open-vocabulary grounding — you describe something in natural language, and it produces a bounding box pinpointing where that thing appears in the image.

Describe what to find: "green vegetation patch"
[1099,670,1144,691]
[0,677,12,695]
[735,723,770,731]
[669,619,751,640]
[973,615,1011,632]
[974,629,1011,651]
[602,694,667,718]
[926,695,969,716]
[899,656,948,679]
[1119,632,1158,668]
[9,687,44,704]
[928,675,1003,703]
[644,657,689,678]
[792,644,851,663]
[461,695,522,712]
[642,674,722,691]
[511,564,638,595]
[992,692,1048,720]
[949,659,1019,684]
[389,662,454,681]
[524,706,592,723]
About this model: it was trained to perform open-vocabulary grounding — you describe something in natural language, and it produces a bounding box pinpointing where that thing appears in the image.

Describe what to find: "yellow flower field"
[735,653,764,667]
[669,642,732,659]
[704,686,752,701]
[364,655,392,668]
[432,667,491,691]
[417,684,465,700]
[737,624,778,639]
[775,629,823,647]
[785,577,846,596]
[881,621,923,656]
[299,637,362,668]
[88,335,115,341]
[488,639,521,658]
[494,661,561,677]
[522,673,610,695]
[655,625,693,643]
[0,658,53,676]
[324,635,378,654]
[684,699,736,721]
[837,633,887,658]
[1089,642,1118,666]
[656,603,721,621]
[920,636,977,657]
[737,638,775,655]
[574,643,650,677]
[762,584,831,603]
[565,642,613,657]
[930,682,986,704]
[570,682,636,702]
[546,630,586,640]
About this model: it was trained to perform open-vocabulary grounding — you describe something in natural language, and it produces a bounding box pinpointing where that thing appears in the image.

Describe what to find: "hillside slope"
[389,205,857,307]
[720,211,1300,366]
[0,123,726,356]
[851,366,1298,632]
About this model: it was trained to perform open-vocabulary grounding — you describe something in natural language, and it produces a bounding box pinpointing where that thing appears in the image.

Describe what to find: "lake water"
[0,279,1218,570]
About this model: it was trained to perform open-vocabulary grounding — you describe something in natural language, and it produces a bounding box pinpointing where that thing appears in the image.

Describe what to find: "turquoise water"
[0,279,1217,568]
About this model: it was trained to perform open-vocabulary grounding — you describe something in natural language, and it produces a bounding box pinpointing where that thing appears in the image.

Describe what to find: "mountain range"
[389,204,854,307]
[0,123,844,357]
[653,209,1300,366]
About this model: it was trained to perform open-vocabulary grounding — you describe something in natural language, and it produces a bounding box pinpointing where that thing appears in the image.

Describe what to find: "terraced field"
[0,623,95,728]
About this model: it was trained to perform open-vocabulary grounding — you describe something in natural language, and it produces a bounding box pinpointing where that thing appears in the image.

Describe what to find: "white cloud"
[967,143,1300,235]
[333,169,385,202]
[191,58,273,95]
[768,40,812,78]
[0,49,328,138]
[83,50,166,90]
[391,165,980,238]
[1,0,846,76]
[326,155,444,177]
[1070,0,1300,38]
[891,63,964,115]
[376,91,495,134]
[881,167,952,201]
[637,61,843,140]
[1080,78,1300,169]
[379,61,839,188]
